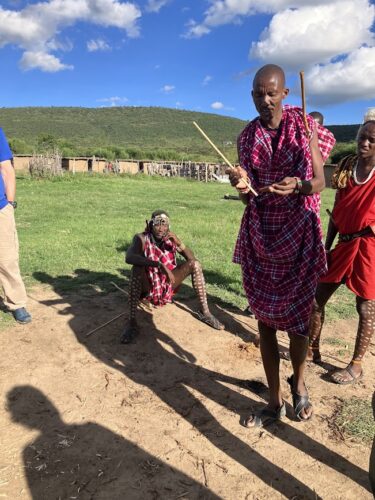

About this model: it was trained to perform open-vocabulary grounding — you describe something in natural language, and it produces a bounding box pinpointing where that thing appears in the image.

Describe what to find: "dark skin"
[124,220,224,336]
[227,65,325,200]
[307,121,375,382]
[227,65,325,423]
[126,221,197,292]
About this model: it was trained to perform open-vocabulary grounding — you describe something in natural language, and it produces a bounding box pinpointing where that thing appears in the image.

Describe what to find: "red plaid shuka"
[233,106,335,335]
[143,231,177,306]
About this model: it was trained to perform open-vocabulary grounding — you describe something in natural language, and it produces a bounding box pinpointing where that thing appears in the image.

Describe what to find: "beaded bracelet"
[293,177,303,193]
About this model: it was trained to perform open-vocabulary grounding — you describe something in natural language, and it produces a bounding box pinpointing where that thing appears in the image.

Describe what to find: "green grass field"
[0,174,355,326]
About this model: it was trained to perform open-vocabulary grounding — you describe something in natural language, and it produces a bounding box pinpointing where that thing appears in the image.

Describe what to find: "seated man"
[121,210,224,343]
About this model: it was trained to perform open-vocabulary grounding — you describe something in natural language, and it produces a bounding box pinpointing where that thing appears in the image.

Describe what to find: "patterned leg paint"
[352,298,375,362]
[307,282,340,362]
[307,301,325,362]
[191,260,224,330]
[120,267,143,344]
[331,298,375,384]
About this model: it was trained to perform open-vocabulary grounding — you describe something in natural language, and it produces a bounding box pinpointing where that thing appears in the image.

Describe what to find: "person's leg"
[288,332,312,420]
[0,205,29,316]
[245,322,284,427]
[172,259,224,329]
[121,266,150,344]
[331,297,375,384]
[307,282,341,362]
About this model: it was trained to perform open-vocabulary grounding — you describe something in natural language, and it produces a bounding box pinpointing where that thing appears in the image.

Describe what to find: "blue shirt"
[0,128,13,210]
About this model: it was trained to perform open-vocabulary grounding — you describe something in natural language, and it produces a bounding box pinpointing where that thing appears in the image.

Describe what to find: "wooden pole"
[299,71,310,135]
[192,121,258,196]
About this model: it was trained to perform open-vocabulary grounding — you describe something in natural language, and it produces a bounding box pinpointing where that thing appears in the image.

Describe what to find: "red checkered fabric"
[143,232,177,306]
[233,106,335,335]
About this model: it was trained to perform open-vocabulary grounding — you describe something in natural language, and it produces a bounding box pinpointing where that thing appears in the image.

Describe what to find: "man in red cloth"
[308,120,375,384]
[121,210,224,343]
[228,64,335,426]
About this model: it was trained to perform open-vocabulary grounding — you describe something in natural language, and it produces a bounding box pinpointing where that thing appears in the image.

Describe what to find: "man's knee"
[189,259,201,273]
[312,299,324,314]
[356,298,375,320]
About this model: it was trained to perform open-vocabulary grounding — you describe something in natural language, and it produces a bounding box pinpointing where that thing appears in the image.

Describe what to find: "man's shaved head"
[251,64,288,128]
[310,111,324,126]
[253,64,285,89]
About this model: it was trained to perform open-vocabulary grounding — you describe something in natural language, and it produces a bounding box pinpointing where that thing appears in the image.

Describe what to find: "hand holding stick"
[299,71,310,136]
[193,121,258,196]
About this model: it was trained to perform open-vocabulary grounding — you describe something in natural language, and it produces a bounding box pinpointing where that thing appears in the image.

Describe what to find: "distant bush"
[329,142,356,164]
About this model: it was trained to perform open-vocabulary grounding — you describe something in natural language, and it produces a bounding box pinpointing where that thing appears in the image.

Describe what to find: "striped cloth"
[143,232,177,306]
[233,105,335,335]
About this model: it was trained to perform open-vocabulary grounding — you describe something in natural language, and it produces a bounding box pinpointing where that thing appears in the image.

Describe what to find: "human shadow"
[7,385,220,499]
[34,270,371,496]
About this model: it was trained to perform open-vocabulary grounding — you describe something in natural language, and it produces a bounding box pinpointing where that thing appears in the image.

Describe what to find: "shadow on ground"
[32,269,371,498]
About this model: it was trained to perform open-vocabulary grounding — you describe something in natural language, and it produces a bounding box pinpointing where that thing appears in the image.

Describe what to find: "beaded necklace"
[353,162,375,185]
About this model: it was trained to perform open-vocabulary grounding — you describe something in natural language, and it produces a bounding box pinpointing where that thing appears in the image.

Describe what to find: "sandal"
[197,312,224,330]
[120,324,139,344]
[287,375,313,422]
[243,402,286,428]
[330,365,363,385]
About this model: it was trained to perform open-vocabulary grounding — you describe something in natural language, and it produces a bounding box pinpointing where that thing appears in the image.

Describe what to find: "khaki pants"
[0,204,27,310]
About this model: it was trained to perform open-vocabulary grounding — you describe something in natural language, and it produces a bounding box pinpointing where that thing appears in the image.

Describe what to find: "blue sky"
[1,0,375,125]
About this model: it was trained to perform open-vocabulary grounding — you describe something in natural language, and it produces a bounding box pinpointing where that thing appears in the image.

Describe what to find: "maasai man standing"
[121,210,224,343]
[227,65,335,426]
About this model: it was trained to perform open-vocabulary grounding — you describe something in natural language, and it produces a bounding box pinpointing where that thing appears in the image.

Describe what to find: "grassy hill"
[0,106,359,161]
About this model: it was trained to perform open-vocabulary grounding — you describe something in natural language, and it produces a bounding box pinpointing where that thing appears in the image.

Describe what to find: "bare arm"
[165,231,195,260]
[125,234,159,268]
[0,160,16,201]
[299,125,325,194]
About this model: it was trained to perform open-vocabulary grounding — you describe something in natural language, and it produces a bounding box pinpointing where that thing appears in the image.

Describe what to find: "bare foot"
[330,364,363,385]
[198,311,224,330]
[120,320,139,344]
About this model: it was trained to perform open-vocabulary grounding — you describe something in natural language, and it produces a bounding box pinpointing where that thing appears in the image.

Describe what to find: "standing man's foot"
[12,308,32,324]
[306,347,322,364]
[330,363,363,385]
[287,375,313,421]
[120,321,139,344]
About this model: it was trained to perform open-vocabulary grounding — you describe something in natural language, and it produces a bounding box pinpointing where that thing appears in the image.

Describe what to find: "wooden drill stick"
[299,71,310,135]
[192,121,258,196]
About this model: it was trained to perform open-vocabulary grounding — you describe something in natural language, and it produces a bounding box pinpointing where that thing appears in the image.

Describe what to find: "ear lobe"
[282,88,289,99]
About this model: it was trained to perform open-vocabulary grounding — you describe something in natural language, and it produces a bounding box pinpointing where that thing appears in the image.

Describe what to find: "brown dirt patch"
[0,285,374,499]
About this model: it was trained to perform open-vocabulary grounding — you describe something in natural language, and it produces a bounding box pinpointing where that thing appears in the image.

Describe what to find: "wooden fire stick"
[192,121,258,196]
[299,71,310,135]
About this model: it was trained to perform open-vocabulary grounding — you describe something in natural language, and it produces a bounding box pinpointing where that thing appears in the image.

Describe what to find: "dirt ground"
[0,283,374,499]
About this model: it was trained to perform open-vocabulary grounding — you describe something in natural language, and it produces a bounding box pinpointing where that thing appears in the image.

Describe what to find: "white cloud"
[97,96,129,106]
[0,0,141,71]
[211,101,224,109]
[251,1,374,68]
[202,75,212,86]
[306,46,375,105]
[186,0,375,106]
[20,51,73,72]
[145,0,171,13]
[87,38,110,52]
[184,1,339,38]
[161,84,175,93]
